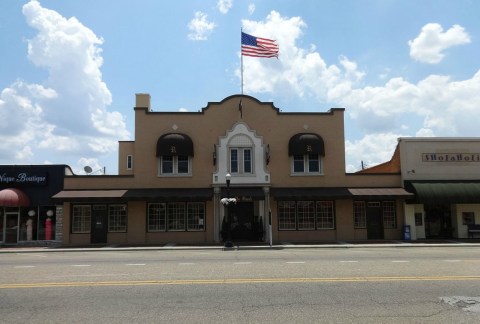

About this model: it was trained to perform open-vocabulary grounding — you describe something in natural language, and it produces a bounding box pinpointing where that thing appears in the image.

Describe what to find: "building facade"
[0,165,70,245]
[399,138,480,240]
[54,94,412,246]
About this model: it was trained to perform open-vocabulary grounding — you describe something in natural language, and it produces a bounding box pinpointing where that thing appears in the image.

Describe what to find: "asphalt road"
[1,247,480,323]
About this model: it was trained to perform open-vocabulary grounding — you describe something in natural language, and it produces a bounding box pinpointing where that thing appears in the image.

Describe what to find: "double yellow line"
[2,275,480,289]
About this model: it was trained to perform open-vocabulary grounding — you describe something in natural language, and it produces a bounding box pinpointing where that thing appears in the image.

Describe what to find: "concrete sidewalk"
[1,239,480,253]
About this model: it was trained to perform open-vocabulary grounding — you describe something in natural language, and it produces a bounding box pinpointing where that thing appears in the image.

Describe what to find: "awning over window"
[52,190,128,202]
[407,182,480,204]
[0,188,31,207]
[124,188,212,201]
[156,133,194,157]
[348,188,413,199]
[271,187,350,200]
[288,133,325,156]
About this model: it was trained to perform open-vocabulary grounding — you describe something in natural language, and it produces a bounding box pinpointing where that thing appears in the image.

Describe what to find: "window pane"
[108,205,127,232]
[230,149,238,173]
[243,149,252,173]
[177,155,189,174]
[168,202,186,231]
[316,201,334,229]
[278,201,296,230]
[293,155,304,173]
[382,201,396,228]
[148,203,166,232]
[72,205,91,233]
[297,201,315,230]
[187,202,205,231]
[308,154,319,172]
[162,156,173,173]
[353,201,366,228]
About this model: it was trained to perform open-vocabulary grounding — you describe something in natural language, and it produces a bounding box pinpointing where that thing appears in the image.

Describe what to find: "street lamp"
[224,173,233,248]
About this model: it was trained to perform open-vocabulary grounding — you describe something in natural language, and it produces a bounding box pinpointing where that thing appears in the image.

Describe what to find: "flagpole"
[240,28,244,95]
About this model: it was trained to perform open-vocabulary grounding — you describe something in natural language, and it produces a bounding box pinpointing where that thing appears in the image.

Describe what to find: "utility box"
[403,225,411,240]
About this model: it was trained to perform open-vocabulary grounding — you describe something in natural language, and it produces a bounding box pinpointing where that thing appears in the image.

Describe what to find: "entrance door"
[91,205,108,244]
[425,205,452,238]
[229,202,255,241]
[5,212,19,244]
[366,202,384,240]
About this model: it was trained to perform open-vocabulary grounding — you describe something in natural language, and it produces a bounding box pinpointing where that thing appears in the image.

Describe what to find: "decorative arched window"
[288,133,324,174]
[156,133,194,176]
[229,134,253,174]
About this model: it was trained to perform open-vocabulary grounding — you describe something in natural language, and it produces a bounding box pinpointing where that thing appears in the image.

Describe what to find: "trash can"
[403,225,411,240]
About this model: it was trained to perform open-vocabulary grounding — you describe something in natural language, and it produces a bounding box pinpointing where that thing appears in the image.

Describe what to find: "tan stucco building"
[54,94,412,246]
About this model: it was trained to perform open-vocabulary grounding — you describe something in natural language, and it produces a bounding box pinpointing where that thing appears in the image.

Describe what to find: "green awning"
[409,182,480,204]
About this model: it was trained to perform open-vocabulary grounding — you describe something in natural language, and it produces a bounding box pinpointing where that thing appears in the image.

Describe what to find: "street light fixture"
[224,173,233,248]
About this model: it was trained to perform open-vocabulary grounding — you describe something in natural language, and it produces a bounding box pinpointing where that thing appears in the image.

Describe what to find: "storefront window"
[354,201,366,228]
[16,206,56,241]
[72,205,91,233]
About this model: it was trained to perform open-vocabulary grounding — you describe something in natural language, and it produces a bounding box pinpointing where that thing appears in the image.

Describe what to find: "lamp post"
[224,173,233,248]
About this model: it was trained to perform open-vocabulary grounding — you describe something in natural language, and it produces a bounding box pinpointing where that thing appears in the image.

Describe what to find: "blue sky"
[0,0,479,174]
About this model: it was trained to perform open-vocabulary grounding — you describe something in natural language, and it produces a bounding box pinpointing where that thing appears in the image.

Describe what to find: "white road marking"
[14,265,35,268]
[72,264,91,267]
[286,261,305,264]
[392,260,410,263]
[443,260,461,262]
[179,263,195,265]
[126,263,146,266]
[339,261,358,263]
[234,262,252,265]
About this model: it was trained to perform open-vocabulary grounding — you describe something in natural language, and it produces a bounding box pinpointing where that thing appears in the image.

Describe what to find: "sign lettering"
[422,153,480,162]
[0,172,47,185]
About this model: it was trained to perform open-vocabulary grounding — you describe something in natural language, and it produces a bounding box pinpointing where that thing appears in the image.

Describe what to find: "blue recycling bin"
[403,225,411,240]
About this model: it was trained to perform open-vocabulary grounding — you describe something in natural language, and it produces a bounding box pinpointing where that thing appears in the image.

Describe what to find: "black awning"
[288,133,325,156]
[348,188,413,199]
[221,187,266,200]
[407,181,480,204]
[271,187,350,200]
[156,133,194,156]
[124,188,212,201]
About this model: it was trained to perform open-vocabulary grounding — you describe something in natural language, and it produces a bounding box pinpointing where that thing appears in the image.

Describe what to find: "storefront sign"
[0,172,48,186]
[422,153,480,162]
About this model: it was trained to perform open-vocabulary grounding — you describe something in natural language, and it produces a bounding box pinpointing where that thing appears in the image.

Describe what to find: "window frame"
[382,201,396,229]
[159,155,191,176]
[229,147,253,175]
[291,154,322,175]
[278,200,335,231]
[72,205,92,234]
[126,155,133,170]
[353,201,367,229]
[108,204,127,233]
[147,202,206,232]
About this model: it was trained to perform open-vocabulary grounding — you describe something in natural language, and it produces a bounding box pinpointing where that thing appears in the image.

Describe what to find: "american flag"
[241,32,279,58]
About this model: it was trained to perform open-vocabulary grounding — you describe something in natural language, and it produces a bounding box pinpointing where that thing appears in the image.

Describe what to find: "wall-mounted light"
[266,144,270,165]
[213,145,217,166]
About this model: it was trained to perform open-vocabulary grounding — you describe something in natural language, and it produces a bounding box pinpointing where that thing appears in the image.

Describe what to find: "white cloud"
[240,11,365,105]
[408,23,471,64]
[345,133,400,172]
[217,0,233,14]
[0,0,129,169]
[188,11,216,41]
[248,4,255,15]
[240,12,480,170]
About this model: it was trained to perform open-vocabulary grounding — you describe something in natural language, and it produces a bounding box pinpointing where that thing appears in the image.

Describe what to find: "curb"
[1,242,480,253]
